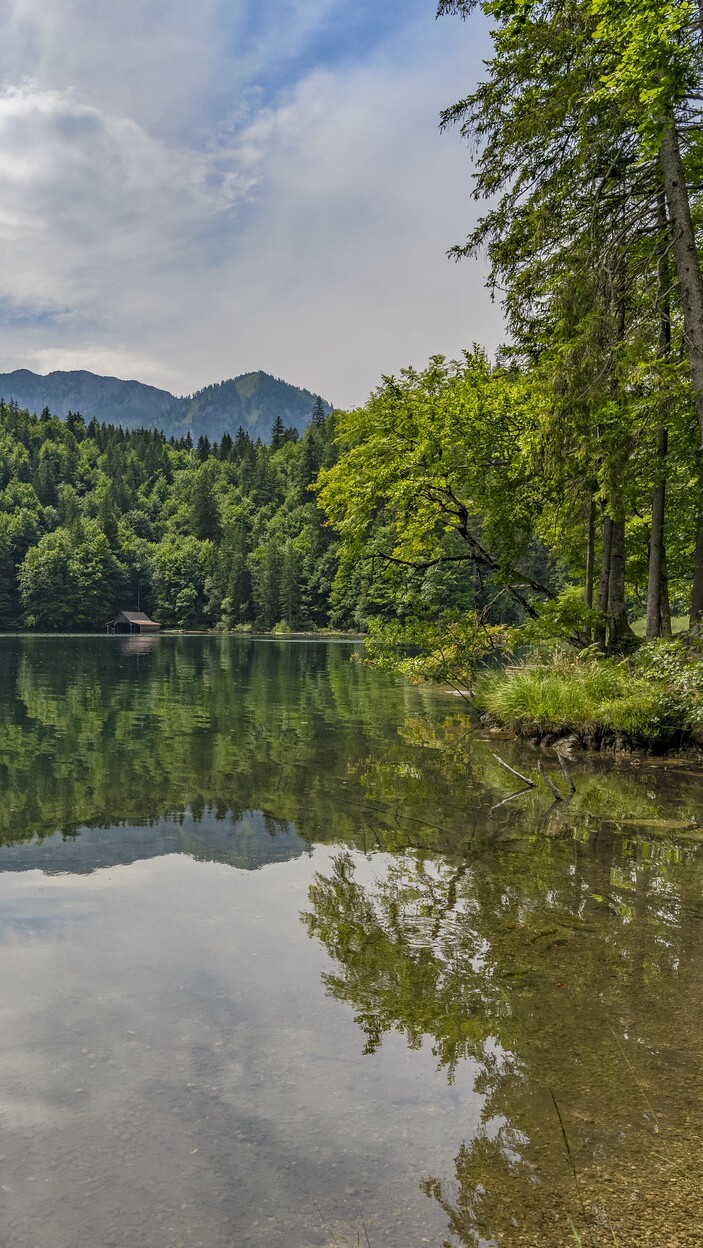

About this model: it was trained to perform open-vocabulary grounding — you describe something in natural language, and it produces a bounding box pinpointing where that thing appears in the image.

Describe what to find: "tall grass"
[475,655,672,742]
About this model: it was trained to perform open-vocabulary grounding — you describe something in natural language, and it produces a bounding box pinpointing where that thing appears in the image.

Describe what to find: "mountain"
[175,373,331,442]
[0,811,307,876]
[0,368,331,442]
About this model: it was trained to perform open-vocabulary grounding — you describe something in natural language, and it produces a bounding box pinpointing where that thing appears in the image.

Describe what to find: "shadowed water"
[0,635,701,1247]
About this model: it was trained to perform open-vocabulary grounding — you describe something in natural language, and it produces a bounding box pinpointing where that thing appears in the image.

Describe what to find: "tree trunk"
[660,125,703,450]
[646,426,668,638]
[660,125,703,622]
[583,495,596,643]
[691,508,703,627]
[585,496,596,610]
[607,515,637,652]
[647,188,671,639]
[660,558,672,637]
[595,514,613,650]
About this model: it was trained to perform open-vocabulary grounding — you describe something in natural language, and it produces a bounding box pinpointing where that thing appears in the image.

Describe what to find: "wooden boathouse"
[107,611,161,635]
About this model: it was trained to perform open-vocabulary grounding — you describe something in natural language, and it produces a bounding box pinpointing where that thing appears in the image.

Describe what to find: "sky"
[0,0,501,408]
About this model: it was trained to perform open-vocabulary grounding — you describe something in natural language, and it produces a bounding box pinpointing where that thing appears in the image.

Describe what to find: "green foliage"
[0,398,344,632]
[19,520,122,629]
[363,615,509,692]
[190,464,222,541]
[317,350,554,639]
[151,537,212,627]
[436,0,703,656]
[511,586,600,646]
[634,636,703,728]
[592,0,697,153]
[477,656,628,729]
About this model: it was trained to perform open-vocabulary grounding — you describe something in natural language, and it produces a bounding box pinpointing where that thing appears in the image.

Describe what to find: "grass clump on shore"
[475,640,703,746]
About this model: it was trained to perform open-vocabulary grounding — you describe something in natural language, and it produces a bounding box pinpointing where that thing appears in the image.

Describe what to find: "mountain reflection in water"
[0,635,700,1247]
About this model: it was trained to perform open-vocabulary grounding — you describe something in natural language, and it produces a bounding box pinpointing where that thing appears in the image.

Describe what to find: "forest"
[0,398,347,633]
[316,0,703,654]
[317,0,703,744]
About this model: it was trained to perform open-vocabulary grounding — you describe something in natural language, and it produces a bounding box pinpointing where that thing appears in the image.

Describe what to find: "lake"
[0,634,701,1247]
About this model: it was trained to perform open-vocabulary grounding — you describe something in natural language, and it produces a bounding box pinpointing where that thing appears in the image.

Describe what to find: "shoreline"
[467,645,703,760]
[476,714,703,761]
[0,629,366,640]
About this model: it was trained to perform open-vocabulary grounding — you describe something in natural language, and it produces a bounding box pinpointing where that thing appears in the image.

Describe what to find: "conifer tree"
[190,466,222,542]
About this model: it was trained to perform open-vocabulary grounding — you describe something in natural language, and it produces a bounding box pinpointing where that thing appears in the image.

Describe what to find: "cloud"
[0,84,248,307]
[0,0,346,137]
[201,35,503,403]
[28,345,171,384]
[0,0,227,138]
[0,3,502,407]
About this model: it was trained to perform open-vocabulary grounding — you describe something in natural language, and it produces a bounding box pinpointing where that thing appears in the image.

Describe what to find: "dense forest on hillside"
[0,369,329,444]
[0,399,348,631]
[0,382,514,634]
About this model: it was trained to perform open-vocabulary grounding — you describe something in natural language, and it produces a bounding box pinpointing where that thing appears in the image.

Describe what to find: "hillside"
[176,373,331,442]
[0,368,331,442]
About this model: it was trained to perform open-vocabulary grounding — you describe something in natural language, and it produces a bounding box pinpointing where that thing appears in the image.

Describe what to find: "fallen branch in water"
[491,752,536,787]
[538,762,563,802]
[555,749,577,795]
[490,785,534,812]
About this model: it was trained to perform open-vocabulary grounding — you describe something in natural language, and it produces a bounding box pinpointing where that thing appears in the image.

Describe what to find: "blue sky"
[0,0,500,406]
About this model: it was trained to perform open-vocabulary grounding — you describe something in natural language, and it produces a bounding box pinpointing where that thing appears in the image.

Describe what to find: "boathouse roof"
[109,611,161,632]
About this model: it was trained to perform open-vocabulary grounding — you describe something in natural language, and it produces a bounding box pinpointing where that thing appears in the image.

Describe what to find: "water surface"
[0,635,701,1247]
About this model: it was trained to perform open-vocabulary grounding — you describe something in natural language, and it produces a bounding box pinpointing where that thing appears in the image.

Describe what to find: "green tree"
[19,520,122,629]
[317,351,552,629]
[250,539,283,629]
[190,465,222,541]
[438,0,703,633]
[270,414,286,451]
[151,537,212,627]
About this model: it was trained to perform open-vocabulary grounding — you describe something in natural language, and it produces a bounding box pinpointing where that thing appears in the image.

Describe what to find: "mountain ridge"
[0,367,332,443]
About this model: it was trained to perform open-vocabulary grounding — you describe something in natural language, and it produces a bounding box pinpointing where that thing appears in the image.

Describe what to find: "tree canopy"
[0,400,346,633]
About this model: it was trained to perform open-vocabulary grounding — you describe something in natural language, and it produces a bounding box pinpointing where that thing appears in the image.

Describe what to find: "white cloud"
[0,4,502,407]
[0,0,226,137]
[0,84,248,307]
[28,344,170,384]
[0,0,342,137]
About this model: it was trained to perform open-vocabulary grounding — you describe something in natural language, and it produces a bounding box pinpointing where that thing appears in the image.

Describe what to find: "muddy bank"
[478,713,703,759]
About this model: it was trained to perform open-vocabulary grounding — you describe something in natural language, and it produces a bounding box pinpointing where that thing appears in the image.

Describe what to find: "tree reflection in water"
[2,636,703,1243]
[304,822,703,1246]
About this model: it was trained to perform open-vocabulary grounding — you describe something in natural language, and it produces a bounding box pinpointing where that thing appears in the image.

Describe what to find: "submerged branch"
[538,762,564,802]
[555,749,577,795]
[490,785,534,811]
[491,752,537,787]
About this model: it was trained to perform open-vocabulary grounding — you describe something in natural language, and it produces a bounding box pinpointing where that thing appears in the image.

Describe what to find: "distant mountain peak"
[0,367,332,443]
